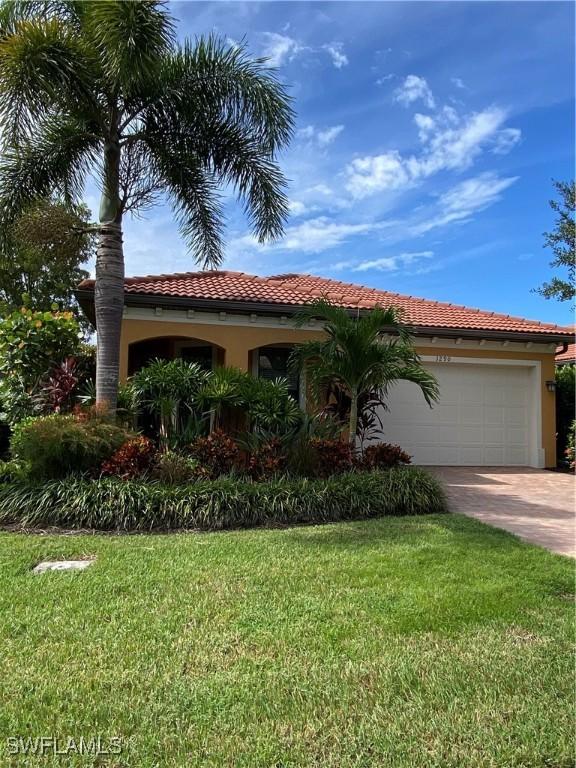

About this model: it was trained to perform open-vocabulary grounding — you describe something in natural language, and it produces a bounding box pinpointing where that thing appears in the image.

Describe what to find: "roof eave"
[74,288,573,345]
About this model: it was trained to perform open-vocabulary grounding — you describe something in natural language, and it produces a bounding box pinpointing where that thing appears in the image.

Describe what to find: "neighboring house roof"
[77,270,573,342]
[556,338,575,364]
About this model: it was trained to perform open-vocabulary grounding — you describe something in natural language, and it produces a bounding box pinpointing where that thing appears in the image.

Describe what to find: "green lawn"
[0,515,573,767]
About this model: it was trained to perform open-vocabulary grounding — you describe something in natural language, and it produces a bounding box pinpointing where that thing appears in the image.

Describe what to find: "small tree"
[0,200,93,321]
[290,299,439,442]
[536,180,575,302]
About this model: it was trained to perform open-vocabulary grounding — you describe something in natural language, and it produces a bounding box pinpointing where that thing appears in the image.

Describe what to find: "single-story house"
[77,270,573,469]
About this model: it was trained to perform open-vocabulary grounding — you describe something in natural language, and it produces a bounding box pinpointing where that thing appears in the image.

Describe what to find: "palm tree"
[290,299,439,442]
[0,1,294,411]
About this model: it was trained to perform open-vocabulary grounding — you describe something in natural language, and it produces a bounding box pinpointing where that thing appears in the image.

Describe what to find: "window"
[257,347,300,402]
[179,345,213,371]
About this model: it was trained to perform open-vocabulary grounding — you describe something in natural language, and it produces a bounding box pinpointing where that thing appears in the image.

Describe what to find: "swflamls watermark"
[6,736,123,756]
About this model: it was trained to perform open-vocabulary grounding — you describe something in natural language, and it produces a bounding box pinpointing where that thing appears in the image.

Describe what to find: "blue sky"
[112,1,575,326]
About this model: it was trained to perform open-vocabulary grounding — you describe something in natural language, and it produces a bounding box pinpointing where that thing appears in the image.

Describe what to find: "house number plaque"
[435,355,452,362]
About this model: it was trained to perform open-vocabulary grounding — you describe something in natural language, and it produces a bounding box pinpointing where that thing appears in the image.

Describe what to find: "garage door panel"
[377,362,533,466]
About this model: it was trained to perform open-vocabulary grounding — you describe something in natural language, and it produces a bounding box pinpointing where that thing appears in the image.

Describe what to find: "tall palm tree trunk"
[95,221,124,411]
[95,138,123,412]
[349,387,358,446]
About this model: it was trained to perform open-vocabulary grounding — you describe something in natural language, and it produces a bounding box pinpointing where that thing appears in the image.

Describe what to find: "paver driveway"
[431,467,576,557]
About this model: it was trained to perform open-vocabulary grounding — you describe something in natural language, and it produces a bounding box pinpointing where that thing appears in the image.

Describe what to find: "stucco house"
[77,270,573,469]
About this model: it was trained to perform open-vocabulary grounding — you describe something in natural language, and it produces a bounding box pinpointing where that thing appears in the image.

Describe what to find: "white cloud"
[376,74,395,85]
[288,200,308,217]
[281,217,376,253]
[394,75,435,109]
[345,152,411,198]
[353,251,434,272]
[451,77,466,89]
[414,113,435,141]
[322,42,349,69]
[409,172,519,235]
[345,106,520,199]
[261,32,303,67]
[297,124,344,147]
[491,127,522,155]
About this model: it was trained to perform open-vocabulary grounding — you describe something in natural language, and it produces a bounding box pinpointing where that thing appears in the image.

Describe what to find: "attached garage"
[378,358,540,467]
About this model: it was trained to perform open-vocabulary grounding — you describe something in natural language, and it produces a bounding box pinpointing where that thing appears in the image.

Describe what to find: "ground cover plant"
[0,517,573,767]
[0,467,446,531]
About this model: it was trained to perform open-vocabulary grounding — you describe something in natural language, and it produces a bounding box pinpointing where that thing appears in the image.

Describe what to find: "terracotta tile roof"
[78,270,572,338]
[556,332,575,363]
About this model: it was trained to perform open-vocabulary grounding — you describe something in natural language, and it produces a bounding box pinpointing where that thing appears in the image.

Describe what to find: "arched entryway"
[128,336,225,376]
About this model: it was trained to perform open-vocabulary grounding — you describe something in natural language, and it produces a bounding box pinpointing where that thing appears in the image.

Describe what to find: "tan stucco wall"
[119,318,558,467]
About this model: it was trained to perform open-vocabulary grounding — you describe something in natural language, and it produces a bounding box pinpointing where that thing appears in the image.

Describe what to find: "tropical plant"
[10,412,131,480]
[290,299,439,441]
[189,429,240,479]
[0,467,448,531]
[196,366,247,431]
[0,307,81,424]
[536,180,575,302]
[131,358,208,449]
[242,376,303,435]
[308,437,354,478]
[361,443,412,470]
[0,1,294,411]
[33,356,79,414]
[101,435,156,480]
[152,450,204,485]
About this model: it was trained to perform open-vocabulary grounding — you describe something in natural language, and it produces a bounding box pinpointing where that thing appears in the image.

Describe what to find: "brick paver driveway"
[431,467,576,557]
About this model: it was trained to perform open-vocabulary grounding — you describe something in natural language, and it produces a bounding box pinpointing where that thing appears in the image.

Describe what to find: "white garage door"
[375,362,534,466]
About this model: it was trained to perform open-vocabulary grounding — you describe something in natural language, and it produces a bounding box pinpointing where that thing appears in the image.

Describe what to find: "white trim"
[122,306,557,352]
[421,356,543,468]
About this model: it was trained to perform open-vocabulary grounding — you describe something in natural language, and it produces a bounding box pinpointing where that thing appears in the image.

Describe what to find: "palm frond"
[83,0,174,91]
[0,117,99,231]
[158,36,294,154]
[0,14,97,143]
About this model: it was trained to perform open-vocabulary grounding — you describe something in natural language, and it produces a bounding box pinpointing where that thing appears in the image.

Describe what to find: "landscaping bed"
[0,466,447,531]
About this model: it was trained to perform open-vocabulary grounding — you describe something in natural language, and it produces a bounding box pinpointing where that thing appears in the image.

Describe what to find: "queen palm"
[290,299,439,441]
[0,1,294,410]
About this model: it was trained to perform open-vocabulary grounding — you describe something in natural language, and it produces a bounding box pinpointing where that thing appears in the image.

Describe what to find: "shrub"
[0,467,449,531]
[10,414,132,480]
[556,365,575,463]
[189,429,239,478]
[361,443,412,470]
[0,308,81,424]
[101,436,156,480]
[152,451,205,485]
[247,437,287,480]
[309,438,354,477]
[565,420,576,471]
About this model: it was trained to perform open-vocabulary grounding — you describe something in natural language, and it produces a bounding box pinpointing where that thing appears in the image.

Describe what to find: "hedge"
[0,467,447,531]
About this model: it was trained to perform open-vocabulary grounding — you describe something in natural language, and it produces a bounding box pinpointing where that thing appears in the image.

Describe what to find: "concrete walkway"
[431,467,576,557]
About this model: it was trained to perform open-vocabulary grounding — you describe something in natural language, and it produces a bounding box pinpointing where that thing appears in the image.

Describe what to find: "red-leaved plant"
[361,443,412,470]
[189,429,239,478]
[247,437,287,480]
[101,436,156,480]
[309,438,354,478]
[35,357,79,414]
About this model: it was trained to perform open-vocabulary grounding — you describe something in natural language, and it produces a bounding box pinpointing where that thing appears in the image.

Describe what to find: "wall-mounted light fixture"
[545,380,556,393]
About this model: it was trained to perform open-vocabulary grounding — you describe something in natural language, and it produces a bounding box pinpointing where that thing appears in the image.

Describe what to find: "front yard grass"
[0,514,573,767]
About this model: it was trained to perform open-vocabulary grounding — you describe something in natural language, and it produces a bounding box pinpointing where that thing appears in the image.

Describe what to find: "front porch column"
[223,343,250,372]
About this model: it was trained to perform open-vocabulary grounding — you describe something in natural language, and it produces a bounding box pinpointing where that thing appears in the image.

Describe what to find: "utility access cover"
[33,559,95,574]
